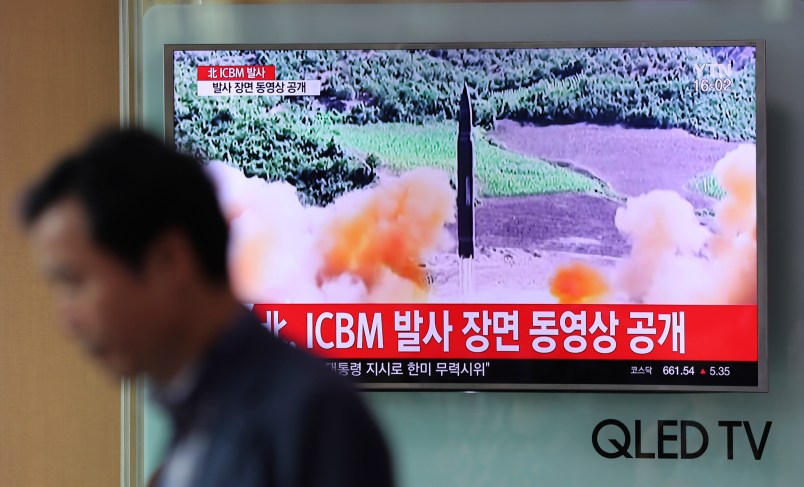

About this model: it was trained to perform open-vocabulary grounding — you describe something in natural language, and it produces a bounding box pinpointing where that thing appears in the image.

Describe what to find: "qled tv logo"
[592,419,772,460]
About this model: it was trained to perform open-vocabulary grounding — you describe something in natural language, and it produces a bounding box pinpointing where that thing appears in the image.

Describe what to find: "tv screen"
[166,42,766,391]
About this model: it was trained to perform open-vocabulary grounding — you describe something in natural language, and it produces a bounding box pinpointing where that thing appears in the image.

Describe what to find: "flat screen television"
[165,41,766,391]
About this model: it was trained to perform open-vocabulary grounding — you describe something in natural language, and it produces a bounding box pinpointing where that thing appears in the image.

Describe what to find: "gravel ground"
[488,120,740,208]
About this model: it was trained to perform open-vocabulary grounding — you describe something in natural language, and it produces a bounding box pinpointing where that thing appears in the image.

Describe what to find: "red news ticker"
[197,65,276,81]
[251,304,758,361]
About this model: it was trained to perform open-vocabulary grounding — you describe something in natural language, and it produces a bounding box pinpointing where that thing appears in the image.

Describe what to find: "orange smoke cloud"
[714,144,756,237]
[317,169,454,298]
[707,143,757,305]
[613,143,757,305]
[549,262,610,304]
[205,161,455,304]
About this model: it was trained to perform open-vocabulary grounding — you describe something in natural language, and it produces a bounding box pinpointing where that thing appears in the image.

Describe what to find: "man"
[20,128,394,487]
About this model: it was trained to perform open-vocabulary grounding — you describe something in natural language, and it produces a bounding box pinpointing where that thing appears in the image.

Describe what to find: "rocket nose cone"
[459,85,473,130]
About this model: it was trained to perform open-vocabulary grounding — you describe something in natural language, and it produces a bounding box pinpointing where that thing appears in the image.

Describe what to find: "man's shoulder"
[226,316,362,414]
[223,317,389,449]
[201,314,394,486]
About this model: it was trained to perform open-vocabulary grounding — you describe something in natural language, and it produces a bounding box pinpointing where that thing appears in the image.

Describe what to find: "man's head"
[21,128,230,378]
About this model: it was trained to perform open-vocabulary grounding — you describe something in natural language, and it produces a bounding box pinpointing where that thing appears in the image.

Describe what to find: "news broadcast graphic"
[167,43,765,391]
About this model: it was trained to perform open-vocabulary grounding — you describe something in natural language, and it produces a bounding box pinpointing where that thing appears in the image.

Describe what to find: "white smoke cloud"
[613,143,757,305]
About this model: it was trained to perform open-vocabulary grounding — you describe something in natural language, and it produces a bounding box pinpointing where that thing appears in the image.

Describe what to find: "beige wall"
[0,2,121,487]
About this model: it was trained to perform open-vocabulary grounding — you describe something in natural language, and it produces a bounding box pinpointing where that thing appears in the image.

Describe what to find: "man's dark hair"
[21,127,229,283]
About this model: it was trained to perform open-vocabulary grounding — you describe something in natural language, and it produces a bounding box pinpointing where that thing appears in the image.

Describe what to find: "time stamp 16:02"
[692,62,735,93]
[693,78,733,93]
[662,366,732,376]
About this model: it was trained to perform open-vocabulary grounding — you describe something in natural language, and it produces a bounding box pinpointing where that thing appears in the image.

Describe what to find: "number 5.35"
[710,366,731,376]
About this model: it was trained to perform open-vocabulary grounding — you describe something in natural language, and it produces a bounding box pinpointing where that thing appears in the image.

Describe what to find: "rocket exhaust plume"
[549,262,611,304]
[704,143,757,305]
[613,190,712,302]
[713,144,756,238]
[316,168,455,302]
[613,143,757,305]
[205,161,455,304]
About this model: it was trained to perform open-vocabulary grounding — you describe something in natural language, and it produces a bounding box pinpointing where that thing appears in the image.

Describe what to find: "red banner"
[197,65,276,81]
[251,304,758,361]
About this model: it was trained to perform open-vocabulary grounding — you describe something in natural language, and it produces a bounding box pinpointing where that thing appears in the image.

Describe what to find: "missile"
[457,84,475,259]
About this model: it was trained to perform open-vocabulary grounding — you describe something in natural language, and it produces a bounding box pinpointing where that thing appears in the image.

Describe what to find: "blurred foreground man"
[20,128,394,487]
